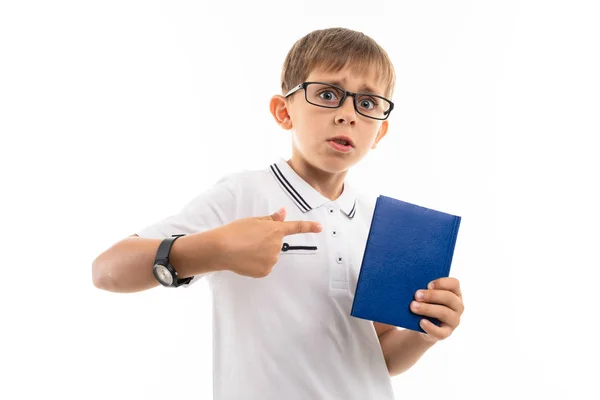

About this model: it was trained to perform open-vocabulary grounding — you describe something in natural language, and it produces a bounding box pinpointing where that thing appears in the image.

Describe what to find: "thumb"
[256,207,286,222]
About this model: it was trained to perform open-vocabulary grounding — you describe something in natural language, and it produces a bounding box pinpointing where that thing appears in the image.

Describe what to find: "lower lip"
[328,140,353,153]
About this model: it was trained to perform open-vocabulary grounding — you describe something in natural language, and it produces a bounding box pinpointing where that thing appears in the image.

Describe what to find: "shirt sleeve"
[135,175,239,287]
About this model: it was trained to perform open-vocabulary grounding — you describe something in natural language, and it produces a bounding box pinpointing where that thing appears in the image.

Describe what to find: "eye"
[358,96,378,110]
[318,90,339,102]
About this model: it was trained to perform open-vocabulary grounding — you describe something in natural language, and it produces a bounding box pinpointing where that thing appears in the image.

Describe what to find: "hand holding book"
[410,277,464,341]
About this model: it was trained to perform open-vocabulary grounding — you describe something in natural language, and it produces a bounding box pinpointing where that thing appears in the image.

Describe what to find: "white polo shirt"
[136,158,395,400]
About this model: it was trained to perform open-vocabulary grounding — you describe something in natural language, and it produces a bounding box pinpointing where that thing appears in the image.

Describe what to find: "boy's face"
[271,65,389,174]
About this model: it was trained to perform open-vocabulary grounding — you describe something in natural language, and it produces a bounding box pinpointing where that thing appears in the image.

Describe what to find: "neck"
[287,153,348,201]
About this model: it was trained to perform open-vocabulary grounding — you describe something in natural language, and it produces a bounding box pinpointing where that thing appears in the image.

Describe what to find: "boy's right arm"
[91,230,221,293]
[92,208,322,293]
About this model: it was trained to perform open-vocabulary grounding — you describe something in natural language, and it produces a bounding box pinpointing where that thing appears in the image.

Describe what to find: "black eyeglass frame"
[284,81,394,121]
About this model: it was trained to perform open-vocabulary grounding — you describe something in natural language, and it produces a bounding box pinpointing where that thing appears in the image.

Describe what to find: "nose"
[335,95,357,125]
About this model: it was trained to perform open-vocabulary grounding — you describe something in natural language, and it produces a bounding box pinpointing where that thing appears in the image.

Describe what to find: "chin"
[311,153,355,174]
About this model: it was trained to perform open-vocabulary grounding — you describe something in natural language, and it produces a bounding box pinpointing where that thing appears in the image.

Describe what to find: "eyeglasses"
[284,81,394,120]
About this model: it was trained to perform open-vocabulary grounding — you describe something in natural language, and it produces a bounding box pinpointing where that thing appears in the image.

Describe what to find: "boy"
[93,27,464,399]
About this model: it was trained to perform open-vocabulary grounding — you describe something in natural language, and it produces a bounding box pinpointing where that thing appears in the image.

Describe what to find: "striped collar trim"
[269,158,357,219]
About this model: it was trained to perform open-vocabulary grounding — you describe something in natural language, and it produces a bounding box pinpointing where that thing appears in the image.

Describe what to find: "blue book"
[350,195,461,332]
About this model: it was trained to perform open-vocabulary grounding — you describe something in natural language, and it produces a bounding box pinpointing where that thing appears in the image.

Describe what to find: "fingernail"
[412,301,420,309]
[428,282,435,289]
[416,291,424,300]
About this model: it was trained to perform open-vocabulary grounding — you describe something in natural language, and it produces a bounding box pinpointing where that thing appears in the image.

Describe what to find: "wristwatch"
[152,234,193,287]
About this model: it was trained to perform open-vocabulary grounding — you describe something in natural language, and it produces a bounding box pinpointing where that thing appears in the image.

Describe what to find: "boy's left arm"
[374,277,464,377]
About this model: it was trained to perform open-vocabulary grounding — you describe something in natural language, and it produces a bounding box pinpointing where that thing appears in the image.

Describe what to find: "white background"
[1,0,599,399]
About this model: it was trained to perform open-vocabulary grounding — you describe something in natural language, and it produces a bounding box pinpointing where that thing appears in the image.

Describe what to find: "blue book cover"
[350,195,461,332]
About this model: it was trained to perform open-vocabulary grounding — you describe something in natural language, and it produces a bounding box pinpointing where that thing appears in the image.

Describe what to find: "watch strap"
[155,234,185,262]
[173,276,193,287]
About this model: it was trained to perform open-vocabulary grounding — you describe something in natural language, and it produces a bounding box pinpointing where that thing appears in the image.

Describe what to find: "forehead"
[306,65,386,96]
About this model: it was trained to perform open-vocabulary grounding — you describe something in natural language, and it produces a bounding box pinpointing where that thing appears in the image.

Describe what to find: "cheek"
[357,131,379,149]
[295,111,326,136]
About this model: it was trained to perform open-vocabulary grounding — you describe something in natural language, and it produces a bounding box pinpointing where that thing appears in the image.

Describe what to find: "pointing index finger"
[279,220,323,236]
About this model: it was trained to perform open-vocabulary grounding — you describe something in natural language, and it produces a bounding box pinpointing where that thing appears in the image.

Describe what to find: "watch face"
[154,264,173,286]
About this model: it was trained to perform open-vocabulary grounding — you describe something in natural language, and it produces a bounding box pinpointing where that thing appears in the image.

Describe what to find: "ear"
[270,95,293,130]
[371,120,389,149]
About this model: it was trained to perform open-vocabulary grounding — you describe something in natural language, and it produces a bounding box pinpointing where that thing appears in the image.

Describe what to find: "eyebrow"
[317,79,382,96]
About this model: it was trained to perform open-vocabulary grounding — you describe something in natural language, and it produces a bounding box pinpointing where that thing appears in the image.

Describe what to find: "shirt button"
[336,256,343,264]
[328,208,335,214]
[332,229,338,237]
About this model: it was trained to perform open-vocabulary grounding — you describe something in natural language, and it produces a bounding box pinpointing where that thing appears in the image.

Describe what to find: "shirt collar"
[269,158,357,219]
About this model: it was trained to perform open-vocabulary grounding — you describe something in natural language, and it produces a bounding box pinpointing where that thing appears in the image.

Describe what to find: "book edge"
[443,216,461,277]
[350,195,381,318]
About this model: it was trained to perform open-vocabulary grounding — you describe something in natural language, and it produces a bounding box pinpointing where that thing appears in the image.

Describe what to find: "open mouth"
[328,138,354,153]
[333,138,349,146]
[328,136,355,148]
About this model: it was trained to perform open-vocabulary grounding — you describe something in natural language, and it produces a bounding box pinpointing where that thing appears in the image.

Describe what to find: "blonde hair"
[280,27,396,99]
